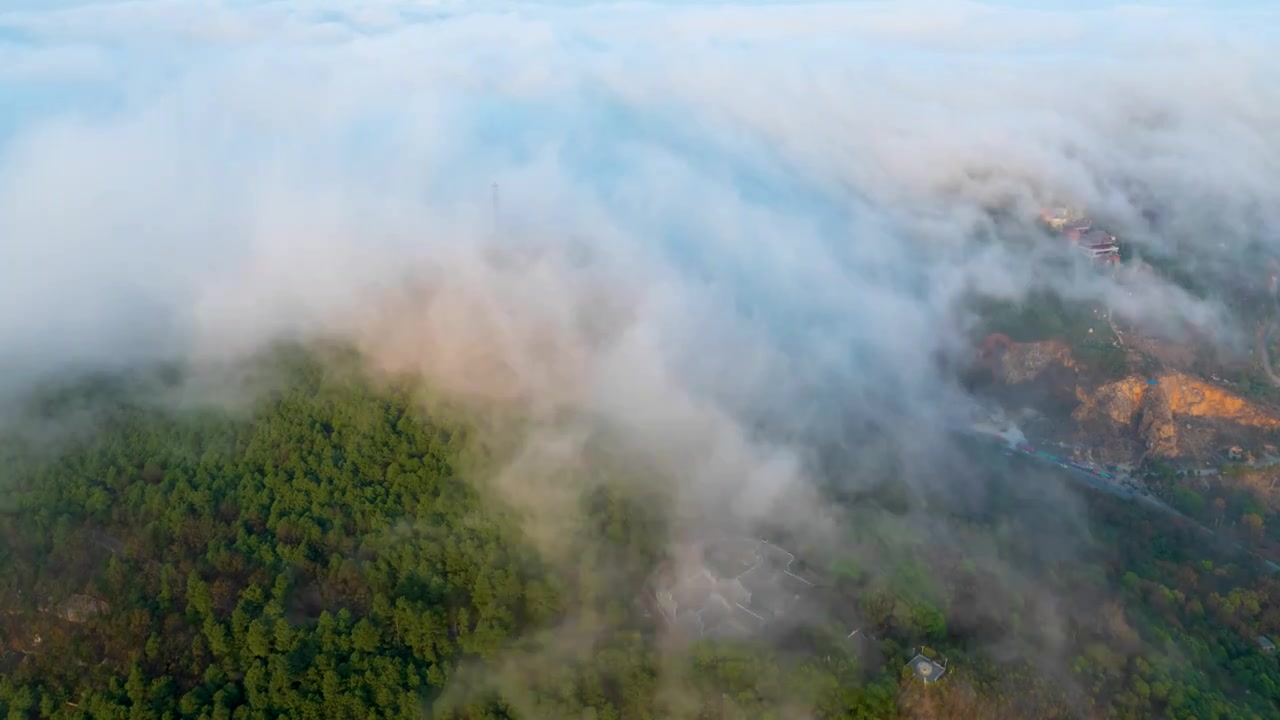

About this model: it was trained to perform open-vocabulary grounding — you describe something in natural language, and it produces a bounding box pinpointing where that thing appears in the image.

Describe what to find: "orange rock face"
[983,333,1280,461]
[1074,377,1148,426]
[1155,374,1280,429]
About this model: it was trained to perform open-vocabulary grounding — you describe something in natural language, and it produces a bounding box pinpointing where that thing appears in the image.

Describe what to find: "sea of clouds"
[1,0,1278,547]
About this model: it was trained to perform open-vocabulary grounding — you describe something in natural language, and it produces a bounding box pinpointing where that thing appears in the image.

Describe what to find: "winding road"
[964,425,1280,573]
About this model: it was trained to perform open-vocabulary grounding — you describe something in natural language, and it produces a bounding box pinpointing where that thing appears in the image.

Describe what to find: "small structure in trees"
[1258,635,1275,654]
[906,648,948,684]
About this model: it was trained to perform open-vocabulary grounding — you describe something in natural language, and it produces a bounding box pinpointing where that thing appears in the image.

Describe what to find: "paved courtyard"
[652,536,818,639]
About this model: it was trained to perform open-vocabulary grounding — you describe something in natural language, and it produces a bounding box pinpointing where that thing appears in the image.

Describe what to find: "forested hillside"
[1,349,1279,719]
[0,350,881,719]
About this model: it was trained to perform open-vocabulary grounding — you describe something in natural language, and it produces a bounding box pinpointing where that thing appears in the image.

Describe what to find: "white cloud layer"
[1,0,1278,526]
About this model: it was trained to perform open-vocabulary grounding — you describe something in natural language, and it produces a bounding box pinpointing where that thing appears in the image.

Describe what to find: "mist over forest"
[2,1,1280,719]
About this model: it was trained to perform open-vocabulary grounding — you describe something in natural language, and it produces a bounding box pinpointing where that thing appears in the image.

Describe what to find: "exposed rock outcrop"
[1156,374,1280,430]
[983,334,1280,464]
[1073,376,1147,426]
[992,340,1074,385]
[39,594,109,624]
[1137,384,1179,458]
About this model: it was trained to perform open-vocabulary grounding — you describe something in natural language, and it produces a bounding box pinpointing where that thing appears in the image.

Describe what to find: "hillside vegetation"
[1,349,1279,719]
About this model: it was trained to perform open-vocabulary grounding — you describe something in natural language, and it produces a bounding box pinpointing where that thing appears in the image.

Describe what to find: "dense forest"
[1,347,1279,719]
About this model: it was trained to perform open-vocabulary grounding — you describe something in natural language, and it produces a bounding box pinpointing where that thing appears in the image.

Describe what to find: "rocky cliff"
[983,337,1280,465]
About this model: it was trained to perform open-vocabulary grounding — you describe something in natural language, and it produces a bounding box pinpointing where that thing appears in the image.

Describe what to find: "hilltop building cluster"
[1039,206,1120,265]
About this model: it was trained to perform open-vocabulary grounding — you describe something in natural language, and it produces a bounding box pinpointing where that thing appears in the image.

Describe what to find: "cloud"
[0,0,1273,469]
[2,0,1279,687]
